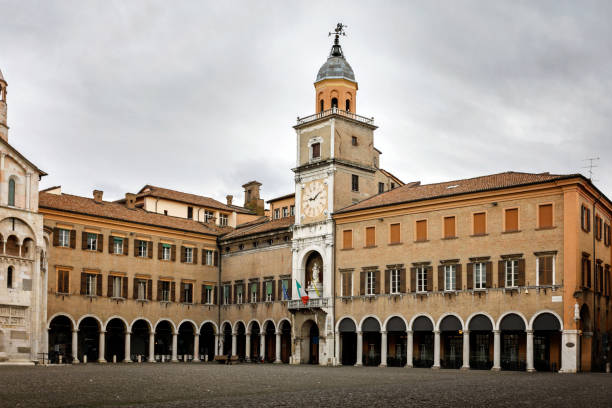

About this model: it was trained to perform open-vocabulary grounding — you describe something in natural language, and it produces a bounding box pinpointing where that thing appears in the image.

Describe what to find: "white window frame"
[505,259,519,288]
[290,205,295,216]
[185,247,193,263]
[308,137,323,162]
[183,283,193,304]
[205,286,213,305]
[474,262,486,290]
[282,207,288,218]
[59,229,70,247]
[444,264,456,292]
[86,274,97,296]
[237,286,243,304]
[162,245,171,261]
[204,211,214,223]
[160,281,170,302]
[112,276,122,298]
[223,285,231,305]
[138,241,148,257]
[366,271,376,296]
[390,269,400,294]
[205,250,213,266]
[137,280,146,300]
[416,266,427,293]
[113,237,123,255]
[219,214,228,227]
[535,255,556,286]
[86,233,98,251]
[265,281,273,302]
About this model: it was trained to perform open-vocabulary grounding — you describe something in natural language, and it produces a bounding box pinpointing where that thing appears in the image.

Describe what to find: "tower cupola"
[314,23,358,114]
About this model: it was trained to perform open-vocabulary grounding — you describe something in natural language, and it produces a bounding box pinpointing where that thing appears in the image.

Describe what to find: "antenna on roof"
[582,157,600,182]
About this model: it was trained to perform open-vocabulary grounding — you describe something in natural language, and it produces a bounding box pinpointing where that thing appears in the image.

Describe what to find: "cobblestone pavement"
[1,363,611,407]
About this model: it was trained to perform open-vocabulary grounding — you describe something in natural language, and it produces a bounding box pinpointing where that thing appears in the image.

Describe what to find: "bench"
[214,355,240,364]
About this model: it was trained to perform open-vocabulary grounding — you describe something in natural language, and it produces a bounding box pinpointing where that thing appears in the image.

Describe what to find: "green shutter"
[237,285,243,294]
[163,243,171,248]
[251,283,257,293]
[266,282,272,295]
[205,285,212,290]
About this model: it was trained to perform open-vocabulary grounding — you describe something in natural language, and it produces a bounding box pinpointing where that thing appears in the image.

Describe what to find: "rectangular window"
[595,216,602,241]
[162,244,171,261]
[204,210,214,223]
[352,136,358,146]
[86,233,98,251]
[281,279,290,300]
[505,208,519,232]
[290,205,295,216]
[443,216,456,238]
[342,230,352,249]
[204,285,213,304]
[505,259,519,288]
[184,247,193,263]
[582,256,592,288]
[160,281,170,302]
[389,223,401,244]
[59,229,71,247]
[581,205,591,232]
[605,223,611,247]
[352,175,359,192]
[342,272,352,296]
[473,212,486,235]
[137,280,147,300]
[474,263,486,290]
[86,274,97,296]
[365,226,376,247]
[416,267,427,292]
[311,142,321,159]
[274,209,280,219]
[113,237,123,255]
[112,276,122,298]
[205,250,214,266]
[390,269,400,294]
[378,182,385,194]
[265,281,273,302]
[416,220,427,242]
[182,283,193,303]
[282,207,289,218]
[236,284,243,304]
[223,284,231,305]
[187,206,193,220]
[538,204,553,228]
[57,269,70,293]
[219,214,228,226]
[538,256,553,286]
[137,240,148,257]
[444,264,456,291]
[366,271,376,296]
[250,283,258,303]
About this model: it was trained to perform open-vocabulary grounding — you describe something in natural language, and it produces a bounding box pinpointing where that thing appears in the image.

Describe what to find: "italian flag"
[296,280,309,305]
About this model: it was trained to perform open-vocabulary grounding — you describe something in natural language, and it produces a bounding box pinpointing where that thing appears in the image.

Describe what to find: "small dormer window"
[311,143,321,159]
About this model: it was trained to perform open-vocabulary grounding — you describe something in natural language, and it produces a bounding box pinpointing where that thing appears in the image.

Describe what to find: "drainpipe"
[217,241,222,343]
[332,218,337,365]
[592,193,601,370]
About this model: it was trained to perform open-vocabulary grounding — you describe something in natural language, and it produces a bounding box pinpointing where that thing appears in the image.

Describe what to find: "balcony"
[287,297,330,310]
[296,108,374,127]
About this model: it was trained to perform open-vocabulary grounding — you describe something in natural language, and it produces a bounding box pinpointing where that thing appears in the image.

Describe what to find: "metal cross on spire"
[328,23,347,57]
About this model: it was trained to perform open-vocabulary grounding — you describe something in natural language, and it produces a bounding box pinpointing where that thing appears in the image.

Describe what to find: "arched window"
[8,178,15,206]
[7,266,13,288]
[345,99,350,111]
[331,98,338,109]
[320,99,324,112]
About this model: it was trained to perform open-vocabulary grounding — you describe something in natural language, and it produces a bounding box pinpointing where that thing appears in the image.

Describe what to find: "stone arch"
[199,320,218,334]
[465,312,495,331]
[232,320,246,335]
[383,314,408,332]
[154,318,177,333]
[335,315,358,332]
[262,319,276,332]
[77,314,103,329]
[436,313,464,331]
[246,319,260,333]
[495,311,528,331]
[104,315,129,331]
[408,313,436,331]
[277,318,291,332]
[528,310,563,331]
[177,319,199,334]
[129,317,153,332]
[297,246,326,286]
[358,314,382,332]
[47,312,76,330]
[220,320,232,332]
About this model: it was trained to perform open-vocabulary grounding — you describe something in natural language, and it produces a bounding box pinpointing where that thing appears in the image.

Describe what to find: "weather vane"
[329,23,347,39]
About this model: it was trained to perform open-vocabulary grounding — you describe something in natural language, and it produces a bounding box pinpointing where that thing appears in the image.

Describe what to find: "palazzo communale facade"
[2,27,612,372]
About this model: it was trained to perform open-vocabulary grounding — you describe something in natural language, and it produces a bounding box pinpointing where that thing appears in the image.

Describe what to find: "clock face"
[302,180,327,218]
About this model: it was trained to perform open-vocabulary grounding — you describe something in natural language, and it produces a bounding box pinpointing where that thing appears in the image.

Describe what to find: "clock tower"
[289,24,380,365]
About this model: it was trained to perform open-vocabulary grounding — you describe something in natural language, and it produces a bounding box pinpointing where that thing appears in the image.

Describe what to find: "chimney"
[226,195,233,206]
[93,190,103,203]
[125,193,136,209]
[242,181,264,216]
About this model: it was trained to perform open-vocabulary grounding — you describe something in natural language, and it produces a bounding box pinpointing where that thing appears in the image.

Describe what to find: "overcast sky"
[1,1,610,206]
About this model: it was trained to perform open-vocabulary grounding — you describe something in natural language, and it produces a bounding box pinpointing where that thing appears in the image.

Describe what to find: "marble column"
[124,331,131,363]
[461,330,470,370]
[148,332,155,362]
[193,333,200,362]
[245,333,251,361]
[380,331,388,367]
[355,331,363,366]
[335,332,341,366]
[432,330,440,369]
[274,332,281,363]
[214,334,220,356]
[171,332,178,362]
[260,334,265,362]
[98,331,106,363]
[526,330,535,372]
[231,333,237,356]
[406,330,413,368]
[72,330,79,364]
[492,330,501,370]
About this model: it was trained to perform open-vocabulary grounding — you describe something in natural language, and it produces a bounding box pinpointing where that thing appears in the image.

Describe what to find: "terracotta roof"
[336,171,578,214]
[266,193,295,204]
[39,191,230,236]
[129,185,254,214]
[221,216,294,240]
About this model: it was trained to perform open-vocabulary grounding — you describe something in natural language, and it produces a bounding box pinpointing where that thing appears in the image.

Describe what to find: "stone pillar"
[193,333,200,362]
[432,330,440,369]
[274,332,281,363]
[355,331,363,366]
[245,333,251,361]
[560,330,579,373]
[260,334,265,362]
[380,331,388,367]
[171,332,178,362]
[124,331,131,363]
[335,332,341,366]
[231,333,237,356]
[148,332,155,362]
[72,330,79,364]
[25,173,31,210]
[492,330,501,370]
[461,330,470,370]
[98,331,106,363]
[293,338,302,364]
[526,330,534,372]
[214,334,220,356]
[406,330,413,368]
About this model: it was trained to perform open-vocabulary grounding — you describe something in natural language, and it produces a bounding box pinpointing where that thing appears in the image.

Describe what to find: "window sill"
[159,300,172,304]
[535,226,556,231]
[502,230,521,234]
[340,248,354,251]
[111,253,125,256]
[83,294,98,299]
[181,302,194,306]
[136,299,149,303]
[55,292,70,297]
[441,236,457,240]
[414,240,429,243]
[388,242,403,246]
[470,233,488,237]
[363,245,377,249]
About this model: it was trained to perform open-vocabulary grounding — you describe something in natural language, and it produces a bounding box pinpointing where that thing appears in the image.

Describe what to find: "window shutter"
[157,281,162,301]
[505,209,519,231]
[437,265,444,291]
[122,277,128,298]
[416,220,427,241]
[180,246,186,263]
[80,272,86,294]
[147,241,153,258]
[107,275,113,297]
[473,213,486,235]
[108,235,114,253]
[201,249,206,265]
[258,281,262,302]
[277,279,282,300]
[287,281,292,298]
[374,271,381,294]
[400,269,406,293]
[180,283,185,303]
[53,228,60,246]
[466,263,474,290]
[193,248,198,264]
[385,270,390,294]
[147,279,152,300]
[157,243,163,260]
[81,231,87,250]
[343,230,352,249]
[365,227,375,247]
[444,216,455,238]
[233,284,238,304]
[65,271,70,294]
[133,279,138,299]
[456,264,462,290]
[123,238,129,256]
[546,258,553,285]
[213,285,218,305]
[518,259,525,286]
[201,285,205,304]
[97,234,103,252]
[539,204,553,228]
[171,245,176,261]
[70,230,76,249]
[426,267,433,291]
[498,261,505,288]
[171,282,176,302]
[360,272,365,295]
[410,268,416,292]
[390,223,400,244]
[271,280,276,301]
[133,240,139,257]
[486,262,492,288]
[96,274,102,296]
[214,251,219,266]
